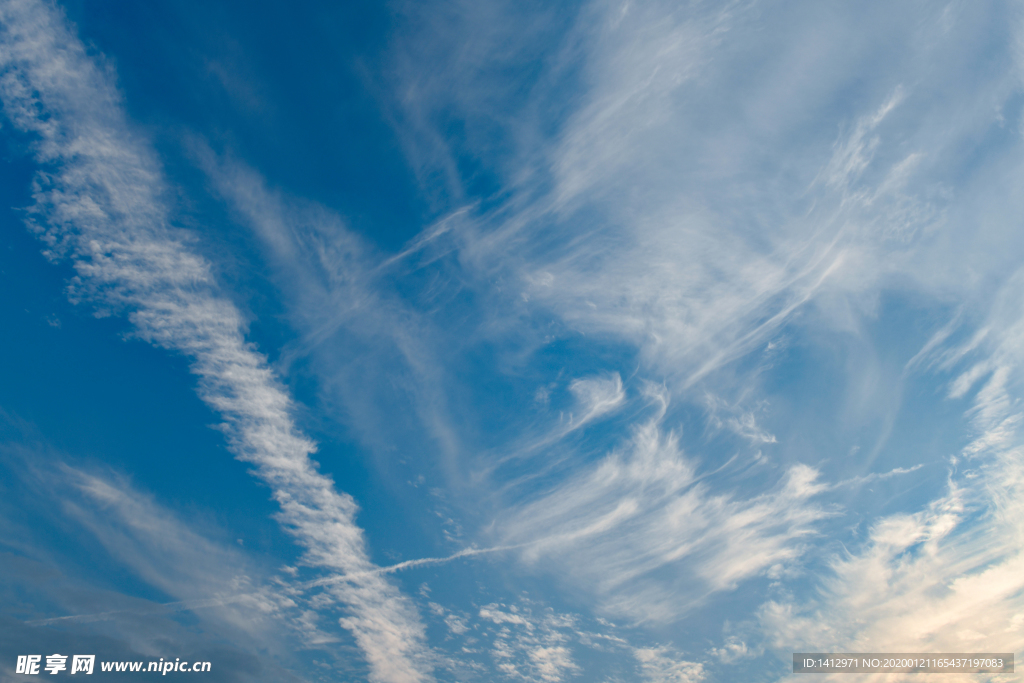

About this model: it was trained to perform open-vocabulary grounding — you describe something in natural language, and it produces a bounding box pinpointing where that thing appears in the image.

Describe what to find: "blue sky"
[2,0,1024,681]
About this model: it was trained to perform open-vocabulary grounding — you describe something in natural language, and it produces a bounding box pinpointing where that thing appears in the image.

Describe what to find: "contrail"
[377,543,526,574]
[298,543,529,590]
[0,2,432,679]
[25,544,527,626]
[26,596,254,626]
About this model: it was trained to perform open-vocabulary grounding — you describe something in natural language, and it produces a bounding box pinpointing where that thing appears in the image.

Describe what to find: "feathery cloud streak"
[759,272,1024,678]
[389,0,1024,394]
[0,1,430,680]
[377,0,1024,653]
[500,386,830,623]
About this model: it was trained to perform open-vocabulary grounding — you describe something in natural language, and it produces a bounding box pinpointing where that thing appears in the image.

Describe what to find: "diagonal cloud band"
[0,1,431,681]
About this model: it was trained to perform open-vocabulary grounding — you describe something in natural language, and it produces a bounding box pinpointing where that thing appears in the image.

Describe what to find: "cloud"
[0,614,275,683]
[5,0,1022,679]
[367,7,1024,655]
[388,25,843,414]
[0,2,430,680]
[498,387,831,623]
[547,0,735,210]
[198,152,474,493]
[380,0,1024,405]
[634,645,704,683]
[61,467,294,631]
[182,2,1024,677]
[703,394,778,446]
[419,592,723,682]
[817,86,906,195]
[706,636,753,665]
[759,272,1024,680]
[0,430,313,681]
[478,603,580,682]
[567,372,626,430]
[513,372,627,459]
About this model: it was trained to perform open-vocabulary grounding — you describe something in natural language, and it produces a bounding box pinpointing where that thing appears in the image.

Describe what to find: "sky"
[1,0,1024,681]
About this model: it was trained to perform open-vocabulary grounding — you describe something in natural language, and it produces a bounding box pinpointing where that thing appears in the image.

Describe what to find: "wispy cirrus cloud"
[386,0,1024,396]
[197,152,479,501]
[0,429,311,681]
[6,0,1024,680]
[61,468,295,635]
[565,372,625,430]
[380,0,1024,615]
[760,271,1024,679]
[498,386,831,623]
[480,603,581,682]
[0,1,430,680]
[421,592,712,683]
[634,645,705,683]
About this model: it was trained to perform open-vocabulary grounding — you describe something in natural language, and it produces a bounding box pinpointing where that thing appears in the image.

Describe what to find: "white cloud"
[198,153,472,493]
[706,636,753,665]
[818,86,905,195]
[181,3,1024,677]
[633,645,704,683]
[41,465,322,651]
[421,593,720,683]
[528,646,577,683]
[499,388,830,623]
[0,434,326,680]
[369,11,1024,657]
[703,394,778,446]
[759,272,1024,680]
[381,0,1024,408]
[548,0,733,210]
[478,603,580,682]
[0,2,431,680]
[65,468,292,623]
[5,0,1020,678]
[567,372,626,430]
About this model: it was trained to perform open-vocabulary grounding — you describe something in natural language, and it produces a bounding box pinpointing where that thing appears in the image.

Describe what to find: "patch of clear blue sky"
[60,0,431,247]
